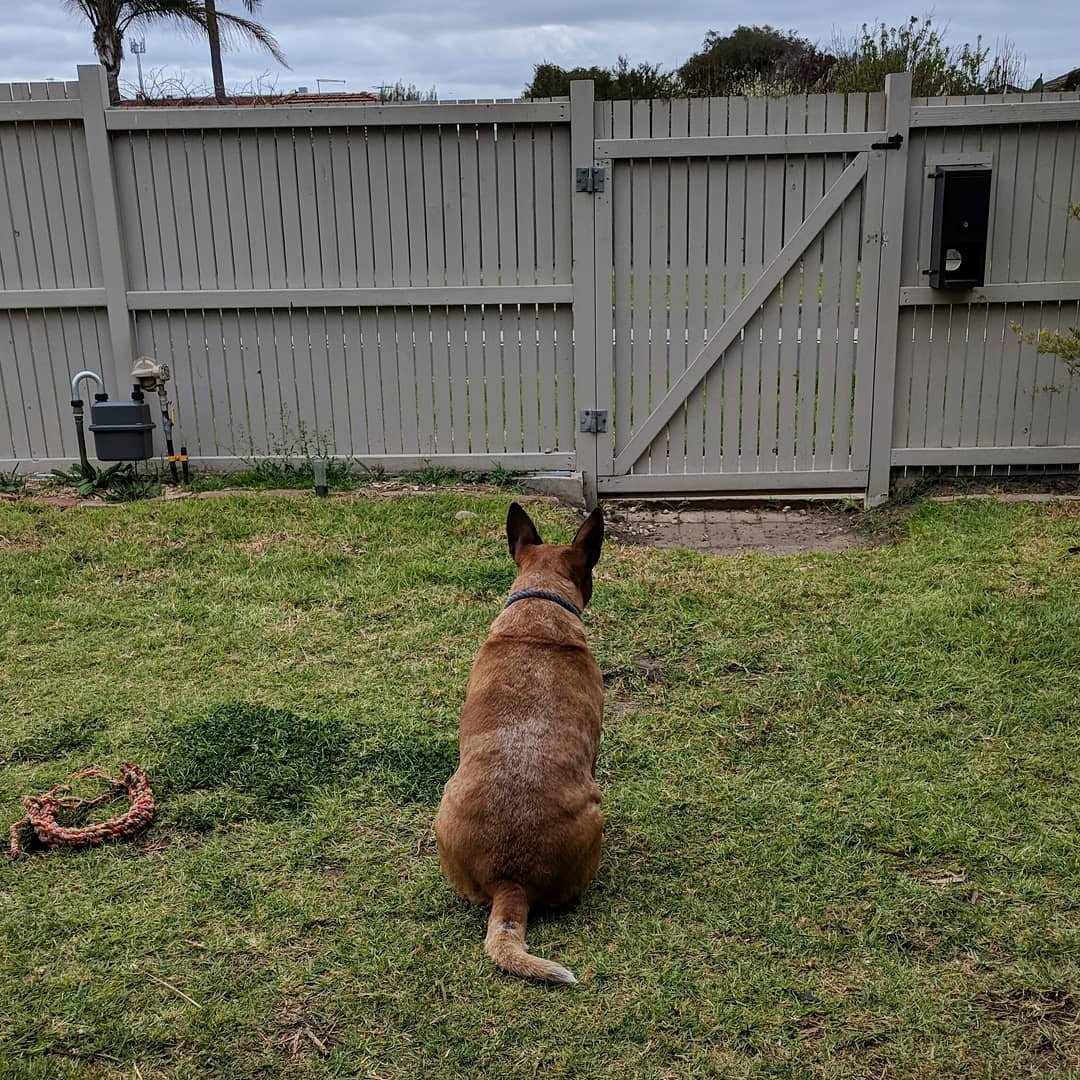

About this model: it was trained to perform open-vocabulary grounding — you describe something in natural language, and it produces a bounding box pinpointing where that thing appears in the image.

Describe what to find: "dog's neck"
[507,570,585,614]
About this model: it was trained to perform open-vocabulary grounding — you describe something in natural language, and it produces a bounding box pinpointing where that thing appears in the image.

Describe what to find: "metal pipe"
[158,386,179,483]
[71,369,106,401]
[69,370,106,480]
[72,403,91,479]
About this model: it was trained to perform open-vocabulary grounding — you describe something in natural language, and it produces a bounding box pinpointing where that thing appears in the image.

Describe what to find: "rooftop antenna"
[316,78,346,95]
[130,38,147,98]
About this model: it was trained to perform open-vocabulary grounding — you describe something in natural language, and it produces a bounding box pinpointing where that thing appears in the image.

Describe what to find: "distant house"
[1043,68,1080,92]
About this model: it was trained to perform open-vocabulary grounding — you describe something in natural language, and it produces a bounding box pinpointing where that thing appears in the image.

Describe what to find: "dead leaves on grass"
[265,998,339,1064]
[982,988,1079,1026]
[235,530,366,557]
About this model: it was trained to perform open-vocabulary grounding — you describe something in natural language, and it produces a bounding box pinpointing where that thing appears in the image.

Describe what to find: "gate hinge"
[575,166,606,194]
[871,133,904,151]
[578,409,608,433]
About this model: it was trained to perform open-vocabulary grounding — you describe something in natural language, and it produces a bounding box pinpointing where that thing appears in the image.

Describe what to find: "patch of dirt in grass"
[982,988,1079,1026]
[605,695,643,719]
[0,530,46,552]
[235,530,357,556]
[264,997,339,1065]
[602,654,667,687]
[981,989,1080,1071]
[127,825,207,857]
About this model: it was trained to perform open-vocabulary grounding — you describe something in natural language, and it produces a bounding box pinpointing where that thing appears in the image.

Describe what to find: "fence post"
[592,102,614,483]
[570,80,599,508]
[78,64,133,399]
[865,71,912,506]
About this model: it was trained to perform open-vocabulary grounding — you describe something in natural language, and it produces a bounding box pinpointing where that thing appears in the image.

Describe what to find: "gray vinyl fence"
[1,66,1078,503]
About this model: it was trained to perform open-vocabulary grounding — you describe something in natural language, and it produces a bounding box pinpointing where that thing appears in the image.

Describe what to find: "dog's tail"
[484,883,577,985]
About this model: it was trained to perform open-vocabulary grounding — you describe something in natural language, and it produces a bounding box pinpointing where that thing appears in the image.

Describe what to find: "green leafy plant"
[51,462,160,501]
[403,465,461,486]
[832,16,1025,96]
[355,462,386,482]
[525,55,680,100]
[1010,203,1080,376]
[104,472,161,502]
[374,80,438,102]
[216,417,364,491]
[680,25,834,96]
[0,466,24,494]
[467,465,523,490]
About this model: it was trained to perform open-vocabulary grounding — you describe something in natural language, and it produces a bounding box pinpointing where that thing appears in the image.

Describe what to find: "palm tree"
[62,0,286,105]
[205,0,273,104]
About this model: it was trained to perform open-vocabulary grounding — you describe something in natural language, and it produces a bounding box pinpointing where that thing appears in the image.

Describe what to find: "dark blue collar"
[504,589,582,620]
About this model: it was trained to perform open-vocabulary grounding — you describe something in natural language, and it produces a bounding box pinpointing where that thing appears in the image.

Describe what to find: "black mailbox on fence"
[928,164,992,289]
[89,391,155,461]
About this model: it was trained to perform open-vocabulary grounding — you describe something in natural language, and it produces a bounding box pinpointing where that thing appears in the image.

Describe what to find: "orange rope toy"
[9,762,155,859]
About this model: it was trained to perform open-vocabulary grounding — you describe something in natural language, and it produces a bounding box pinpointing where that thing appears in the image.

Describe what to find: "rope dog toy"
[9,762,155,859]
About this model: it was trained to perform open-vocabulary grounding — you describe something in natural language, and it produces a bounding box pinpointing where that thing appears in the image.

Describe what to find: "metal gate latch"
[871,133,904,151]
[578,409,608,433]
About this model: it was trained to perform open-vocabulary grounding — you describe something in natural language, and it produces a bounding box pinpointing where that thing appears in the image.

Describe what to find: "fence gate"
[585,83,909,497]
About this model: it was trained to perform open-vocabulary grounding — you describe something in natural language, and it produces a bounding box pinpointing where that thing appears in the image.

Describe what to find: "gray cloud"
[2,0,1075,98]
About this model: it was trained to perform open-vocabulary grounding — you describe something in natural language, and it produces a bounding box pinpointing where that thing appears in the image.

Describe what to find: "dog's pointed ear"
[572,507,604,571]
[507,502,542,563]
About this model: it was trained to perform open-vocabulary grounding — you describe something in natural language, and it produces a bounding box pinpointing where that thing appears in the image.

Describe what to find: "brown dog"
[434,503,605,984]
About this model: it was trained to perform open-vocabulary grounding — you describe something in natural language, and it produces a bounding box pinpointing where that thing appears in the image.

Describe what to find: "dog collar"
[504,590,582,619]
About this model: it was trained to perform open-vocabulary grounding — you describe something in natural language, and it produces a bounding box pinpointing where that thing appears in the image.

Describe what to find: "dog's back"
[434,503,605,983]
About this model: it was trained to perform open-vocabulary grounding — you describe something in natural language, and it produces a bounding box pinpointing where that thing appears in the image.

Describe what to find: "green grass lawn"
[0,494,1077,1079]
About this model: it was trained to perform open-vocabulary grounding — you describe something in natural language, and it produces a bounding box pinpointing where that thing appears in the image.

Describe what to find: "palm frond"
[61,0,109,28]
[207,8,287,67]
[118,0,208,32]
[122,1,287,67]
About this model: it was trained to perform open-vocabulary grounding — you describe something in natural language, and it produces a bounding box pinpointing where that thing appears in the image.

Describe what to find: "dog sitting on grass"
[434,503,605,984]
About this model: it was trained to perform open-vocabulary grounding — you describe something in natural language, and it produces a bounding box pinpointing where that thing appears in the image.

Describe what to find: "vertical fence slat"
[646,100,670,474]
[15,125,56,289]
[776,96,806,473]
[795,94,826,471]
[220,132,253,290]
[367,131,393,288]
[718,97,744,471]
[360,306,384,453]
[628,100,651,461]
[816,95,846,467]
[685,97,709,473]
[347,128,374,288]
[402,126,427,287]
[755,97,785,472]
[312,130,339,288]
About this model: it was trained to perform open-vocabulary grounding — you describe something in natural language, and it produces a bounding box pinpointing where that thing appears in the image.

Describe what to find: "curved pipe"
[71,369,105,401]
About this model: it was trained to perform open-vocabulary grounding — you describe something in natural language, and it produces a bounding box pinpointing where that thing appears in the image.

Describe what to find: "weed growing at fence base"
[0,494,1077,1078]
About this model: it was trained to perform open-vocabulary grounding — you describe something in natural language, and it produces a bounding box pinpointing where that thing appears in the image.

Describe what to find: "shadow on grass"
[149,701,456,829]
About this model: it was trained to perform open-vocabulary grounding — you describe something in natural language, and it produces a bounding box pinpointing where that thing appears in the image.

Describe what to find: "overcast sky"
[3,1,1075,99]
